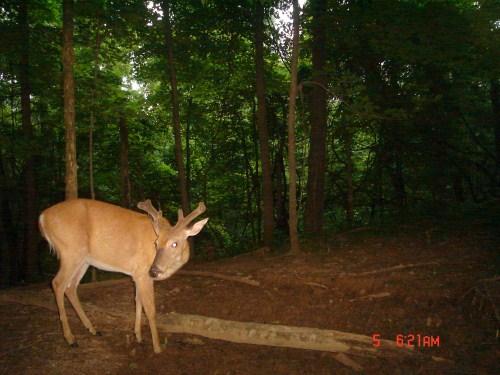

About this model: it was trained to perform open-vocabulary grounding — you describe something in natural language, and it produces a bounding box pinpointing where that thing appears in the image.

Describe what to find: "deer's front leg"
[134,287,143,343]
[135,276,161,353]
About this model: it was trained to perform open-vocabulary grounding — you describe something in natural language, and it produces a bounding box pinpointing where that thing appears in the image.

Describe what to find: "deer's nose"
[149,267,161,278]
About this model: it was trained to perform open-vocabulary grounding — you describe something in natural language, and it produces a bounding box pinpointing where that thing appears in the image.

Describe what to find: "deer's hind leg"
[64,262,101,337]
[52,259,85,347]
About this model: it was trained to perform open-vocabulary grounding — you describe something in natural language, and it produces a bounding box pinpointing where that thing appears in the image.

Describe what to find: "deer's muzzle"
[149,247,166,278]
[149,266,161,278]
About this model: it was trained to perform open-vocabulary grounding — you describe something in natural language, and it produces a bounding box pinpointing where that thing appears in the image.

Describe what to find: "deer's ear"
[186,218,208,237]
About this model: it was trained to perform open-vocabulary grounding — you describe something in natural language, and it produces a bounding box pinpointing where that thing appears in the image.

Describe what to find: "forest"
[0,0,499,283]
[1,0,499,373]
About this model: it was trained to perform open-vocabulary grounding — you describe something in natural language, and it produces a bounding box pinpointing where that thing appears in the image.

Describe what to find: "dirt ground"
[0,218,498,374]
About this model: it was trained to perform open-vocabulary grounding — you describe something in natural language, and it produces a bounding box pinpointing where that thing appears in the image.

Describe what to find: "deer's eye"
[171,242,178,248]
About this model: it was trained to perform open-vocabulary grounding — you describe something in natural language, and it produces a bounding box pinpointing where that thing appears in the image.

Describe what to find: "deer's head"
[138,200,208,280]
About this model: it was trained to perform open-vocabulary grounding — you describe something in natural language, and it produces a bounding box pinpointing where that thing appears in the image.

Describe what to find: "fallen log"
[0,289,420,359]
[155,312,419,358]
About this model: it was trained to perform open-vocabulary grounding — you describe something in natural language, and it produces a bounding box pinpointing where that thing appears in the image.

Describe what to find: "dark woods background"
[1,0,499,285]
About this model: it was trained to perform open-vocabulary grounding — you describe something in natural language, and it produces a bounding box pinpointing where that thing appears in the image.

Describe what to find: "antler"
[175,202,206,228]
[138,199,163,233]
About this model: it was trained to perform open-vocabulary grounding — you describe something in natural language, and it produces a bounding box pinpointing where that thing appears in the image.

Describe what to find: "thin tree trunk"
[304,0,328,235]
[374,139,386,217]
[287,0,300,254]
[63,0,78,200]
[343,117,354,226]
[272,102,287,232]
[89,31,103,201]
[90,121,97,283]
[491,80,500,176]
[186,98,192,198]
[453,176,464,202]
[9,62,16,130]
[19,0,39,282]
[274,139,287,231]
[252,100,261,243]
[119,115,131,207]
[88,30,104,283]
[241,123,254,240]
[90,104,96,282]
[89,110,95,199]
[0,153,17,285]
[161,0,192,255]
[393,142,407,212]
[254,1,274,247]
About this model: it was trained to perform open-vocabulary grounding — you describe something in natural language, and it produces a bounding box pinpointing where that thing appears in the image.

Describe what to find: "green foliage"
[0,0,498,284]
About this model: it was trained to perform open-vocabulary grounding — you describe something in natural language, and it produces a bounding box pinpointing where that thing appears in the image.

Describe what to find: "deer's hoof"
[70,342,79,348]
[95,331,102,337]
[133,333,142,344]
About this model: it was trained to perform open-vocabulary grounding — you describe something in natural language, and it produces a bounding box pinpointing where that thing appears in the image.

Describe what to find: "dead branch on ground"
[176,270,260,286]
[333,352,364,371]
[341,261,440,277]
[461,283,500,328]
[479,276,500,283]
[304,282,329,289]
[349,292,391,302]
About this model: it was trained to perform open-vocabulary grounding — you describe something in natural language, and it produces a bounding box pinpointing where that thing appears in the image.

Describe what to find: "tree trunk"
[185,98,192,197]
[252,100,262,243]
[254,1,274,247]
[89,109,95,200]
[273,102,287,232]
[453,176,465,202]
[393,142,407,212]
[0,153,18,285]
[119,115,131,208]
[491,80,500,178]
[161,0,193,253]
[19,0,39,282]
[343,119,354,226]
[63,0,78,200]
[274,141,287,232]
[304,0,328,236]
[287,0,301,254]
[90,102,96,281]
[89,30,103,201]
[240,123,254,240]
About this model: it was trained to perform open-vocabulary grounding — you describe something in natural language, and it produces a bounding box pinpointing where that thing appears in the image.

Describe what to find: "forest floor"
[0,215,498,374]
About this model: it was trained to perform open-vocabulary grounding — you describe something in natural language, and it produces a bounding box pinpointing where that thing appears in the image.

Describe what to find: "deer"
[38,198,208,353]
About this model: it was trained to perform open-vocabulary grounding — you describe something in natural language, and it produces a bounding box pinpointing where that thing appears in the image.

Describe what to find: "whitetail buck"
[39,198,208,353]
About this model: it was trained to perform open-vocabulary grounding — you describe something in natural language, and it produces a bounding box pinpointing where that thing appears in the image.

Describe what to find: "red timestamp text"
[372,334,441,348]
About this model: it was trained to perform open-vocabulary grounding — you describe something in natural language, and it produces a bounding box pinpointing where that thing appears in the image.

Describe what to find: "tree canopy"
[0,0,498,284]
